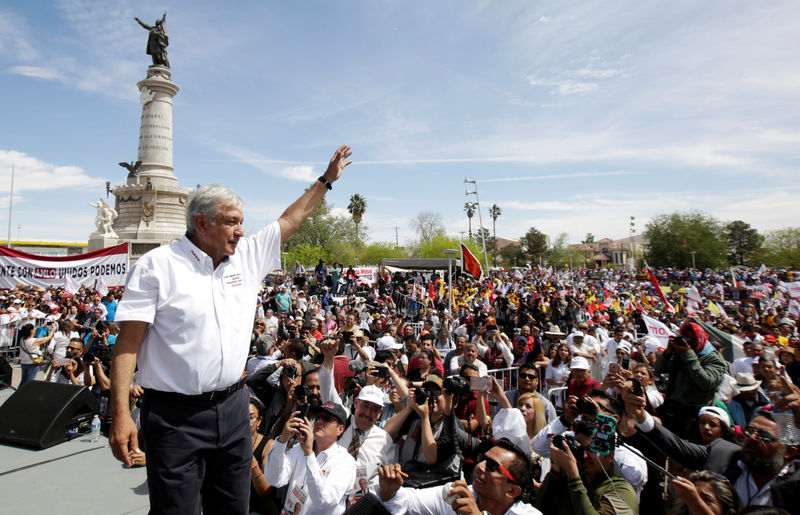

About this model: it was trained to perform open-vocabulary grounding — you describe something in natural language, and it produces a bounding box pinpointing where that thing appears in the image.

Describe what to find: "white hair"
[186,184,245,236]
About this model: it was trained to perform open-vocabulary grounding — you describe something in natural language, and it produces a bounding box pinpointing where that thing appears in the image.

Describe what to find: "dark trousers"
[141,387,251,515]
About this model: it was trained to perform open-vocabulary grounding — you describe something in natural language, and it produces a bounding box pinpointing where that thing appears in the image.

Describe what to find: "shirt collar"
[178,235,229,270]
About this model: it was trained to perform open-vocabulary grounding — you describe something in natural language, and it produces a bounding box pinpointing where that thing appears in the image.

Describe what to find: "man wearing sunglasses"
[378,438,542,514]
[621,388,800,510]
[504,363,556,424]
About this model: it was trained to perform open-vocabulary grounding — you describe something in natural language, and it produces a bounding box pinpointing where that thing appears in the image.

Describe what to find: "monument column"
[135,66,179,187]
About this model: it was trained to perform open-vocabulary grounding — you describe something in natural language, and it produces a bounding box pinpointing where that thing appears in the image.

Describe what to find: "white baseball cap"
[570,357,591,370]
[377,335,403,351]
[357,385,385,407]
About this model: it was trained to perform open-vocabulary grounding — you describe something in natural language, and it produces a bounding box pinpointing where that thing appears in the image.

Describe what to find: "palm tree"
[464,202,476,238]
[489,204,502,267]
[348,194,367,244]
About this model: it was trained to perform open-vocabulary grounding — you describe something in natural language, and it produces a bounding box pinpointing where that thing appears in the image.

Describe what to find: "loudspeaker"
[0,381,99,449]
[0,356,11,389]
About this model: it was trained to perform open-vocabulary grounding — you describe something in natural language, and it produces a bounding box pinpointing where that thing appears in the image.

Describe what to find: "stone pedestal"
[94,65,193,262]
[87,234,120,252]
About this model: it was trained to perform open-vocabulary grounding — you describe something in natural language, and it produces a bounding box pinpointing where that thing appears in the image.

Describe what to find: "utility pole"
[394,226,399,247]
[7,164,14,247]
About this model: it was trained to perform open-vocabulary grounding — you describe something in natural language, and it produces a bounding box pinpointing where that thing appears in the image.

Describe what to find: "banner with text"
[0,243,129,289]
[642,313,675,348]
[354,267,378,285]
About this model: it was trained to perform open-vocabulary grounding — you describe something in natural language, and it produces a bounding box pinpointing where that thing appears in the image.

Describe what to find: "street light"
[629,216,636,272]
[464,178,490,274]
[690,251,696,269]
[443,248,459,315]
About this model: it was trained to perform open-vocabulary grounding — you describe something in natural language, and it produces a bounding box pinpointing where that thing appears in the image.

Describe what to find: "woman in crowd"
[45,353,88,386]
[517,392,547,445]
[545,343,572,389]
[408,349,438,387]
[632,363,664,409]
[669,470,742,515]
[48,319,79,359]
[18,321,57,388]
[694,406,735,446]
[248,397,275,514]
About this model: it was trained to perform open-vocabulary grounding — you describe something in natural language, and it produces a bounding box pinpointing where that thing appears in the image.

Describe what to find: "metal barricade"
[487,366,519,393]
[407,322,423,339]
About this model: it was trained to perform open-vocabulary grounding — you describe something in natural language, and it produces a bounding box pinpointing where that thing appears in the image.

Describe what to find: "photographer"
[384,376,474,475]
[536,418,638,514]
[655,322,726,436]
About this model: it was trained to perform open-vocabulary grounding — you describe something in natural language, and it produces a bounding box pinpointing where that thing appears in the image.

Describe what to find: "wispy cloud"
[210,141,321,182]
[482,171,633,183]
[9,65,64,81]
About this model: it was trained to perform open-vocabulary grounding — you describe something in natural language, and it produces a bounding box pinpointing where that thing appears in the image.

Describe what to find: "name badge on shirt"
[224,272,243,288]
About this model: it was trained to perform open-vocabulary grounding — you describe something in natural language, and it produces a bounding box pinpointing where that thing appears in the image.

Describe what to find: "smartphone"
[469,376,491,392]
[631,378,643,396]
[608,363,620,375]
[619,356,630,370]
[373,366,390,378]
[53,357,71,367]
[589,413,617,455]
[295,403,309,420]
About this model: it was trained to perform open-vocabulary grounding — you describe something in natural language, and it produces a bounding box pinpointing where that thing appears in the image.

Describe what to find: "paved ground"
[0,365,149,514]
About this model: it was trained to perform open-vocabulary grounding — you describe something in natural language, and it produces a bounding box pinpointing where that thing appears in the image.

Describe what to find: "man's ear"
[506,483,522,500]
[337,424,346,437]
[193,213,209,234]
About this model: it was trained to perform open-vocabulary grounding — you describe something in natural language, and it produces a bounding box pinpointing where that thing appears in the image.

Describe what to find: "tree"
[643,211,726,268]
[464,202,476,238]
[725,220,763,266]
[489,204,502,267]
[410,210,444,243]
[358,241,406,265]
[756,227,800,268]
[284,197,359,263]
[520,227,548,263]
[499,243,525,267]
[582,233,595,244]
[347,194,367,245]
[548,233,580,268]
[418,234,480,259]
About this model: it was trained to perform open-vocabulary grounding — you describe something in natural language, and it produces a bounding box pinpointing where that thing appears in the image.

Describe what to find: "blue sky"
[1,1,799,246]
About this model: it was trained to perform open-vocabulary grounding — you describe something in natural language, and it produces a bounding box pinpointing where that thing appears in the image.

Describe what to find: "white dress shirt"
[383,483,542,515]
[116,222,281,394]
[319,365,398,494]
[265,439,356,515]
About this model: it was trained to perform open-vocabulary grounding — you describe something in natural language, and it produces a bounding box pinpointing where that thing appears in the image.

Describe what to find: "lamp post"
[629,216,636,272]
[464,178,490,275]
[690,251,696,269]
[443,248,459,315]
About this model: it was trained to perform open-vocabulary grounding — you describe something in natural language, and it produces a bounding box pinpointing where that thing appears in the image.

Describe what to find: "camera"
[553,434,584,459]
[443,376,470,397]
[284,365,298,378]
[344,375,365,390]
[576,397,597,417]
[294,385,310,399]
[414,387,431,406]
[82,352,96,365]
[373,366,390,379]
[673,335,688,348]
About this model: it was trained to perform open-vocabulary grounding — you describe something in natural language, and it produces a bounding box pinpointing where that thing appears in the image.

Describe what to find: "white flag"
[642,313,675,348]
[64,274,80,295]
[779,281,800,300]
[757,263,767,276]
[687,286,703,307]
[95,277,109,297]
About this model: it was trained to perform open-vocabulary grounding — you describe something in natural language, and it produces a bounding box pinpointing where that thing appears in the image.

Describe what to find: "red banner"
[461,243,482,281]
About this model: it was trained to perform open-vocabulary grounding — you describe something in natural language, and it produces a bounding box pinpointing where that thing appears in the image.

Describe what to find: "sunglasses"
[478,455,517,484]
[743,426,777,444]
[518,372,537,381]
[66,346,82,352]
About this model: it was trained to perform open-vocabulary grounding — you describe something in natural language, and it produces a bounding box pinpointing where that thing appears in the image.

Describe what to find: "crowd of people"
[4,260,800,514]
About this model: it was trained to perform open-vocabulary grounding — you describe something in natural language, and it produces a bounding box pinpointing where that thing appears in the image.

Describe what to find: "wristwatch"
[317,176,332,190]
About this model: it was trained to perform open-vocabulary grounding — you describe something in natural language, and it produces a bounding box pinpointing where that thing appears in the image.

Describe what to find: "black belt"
[145,377,247,402]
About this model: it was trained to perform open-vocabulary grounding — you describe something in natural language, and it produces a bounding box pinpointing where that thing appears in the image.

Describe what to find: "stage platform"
[0,367,149,514]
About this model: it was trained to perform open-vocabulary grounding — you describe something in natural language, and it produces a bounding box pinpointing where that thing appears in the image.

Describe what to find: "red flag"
[461,243,482,281]
[428,281,436,301]
[646,267,675,313]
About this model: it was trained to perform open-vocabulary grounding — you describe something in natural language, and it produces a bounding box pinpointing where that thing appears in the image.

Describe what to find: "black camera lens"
[553,434,585,459]
[294,385,310,398]
[576,397,597,417]
[284,365,297,378]
[414,387,431,406]
[443,376,470,397]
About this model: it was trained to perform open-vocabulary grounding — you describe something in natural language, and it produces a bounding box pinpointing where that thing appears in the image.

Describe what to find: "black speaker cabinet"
[0,356,11,389]
[0,381,99,449]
